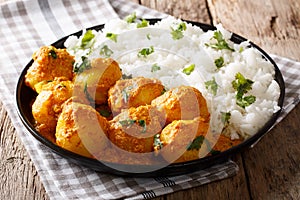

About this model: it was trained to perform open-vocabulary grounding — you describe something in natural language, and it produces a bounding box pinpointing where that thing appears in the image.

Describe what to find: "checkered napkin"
[0,0,299,199]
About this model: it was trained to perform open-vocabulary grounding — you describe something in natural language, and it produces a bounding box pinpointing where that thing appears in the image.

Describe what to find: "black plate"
[16,19,285,177]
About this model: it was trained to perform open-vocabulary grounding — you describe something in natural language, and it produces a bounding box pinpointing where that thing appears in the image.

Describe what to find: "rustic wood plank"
[140,0,212,23]
[242,104,300,199]
[0,101,49,200]
[207,0,300,61]
[164,154,251,200]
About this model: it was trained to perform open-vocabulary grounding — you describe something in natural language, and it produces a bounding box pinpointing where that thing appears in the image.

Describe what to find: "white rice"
[64,16,281,140]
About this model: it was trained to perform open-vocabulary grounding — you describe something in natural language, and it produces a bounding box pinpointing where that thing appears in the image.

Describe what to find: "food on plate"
[73,57,122,104]
[108,105,164,153]
[32,77,74,142]
[151,86,210,124]
[55,98,109,158]
[108,77,165,115]
[157,117,210,163]
[210,134,242,153]
[22,16,281,165]
[25,46,74,91]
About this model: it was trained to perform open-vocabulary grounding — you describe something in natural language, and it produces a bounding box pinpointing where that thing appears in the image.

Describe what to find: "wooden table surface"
[1,0,299,199]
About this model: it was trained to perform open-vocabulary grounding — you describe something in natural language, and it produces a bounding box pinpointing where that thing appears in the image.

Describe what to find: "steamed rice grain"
[64,16,281,140]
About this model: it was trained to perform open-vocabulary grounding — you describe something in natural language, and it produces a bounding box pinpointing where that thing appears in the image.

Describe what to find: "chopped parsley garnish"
[119,119,136,127]
[125,12,137,23]
[73,56,91,73]
[146,34,151,40]
[232,72,256,108]
[119,118,147,133]
[236,95,256,108]
[81,30,95,48]
[99,45,113,57]
[99,109,111,117]
[205,77,218,96]
[171,22,187,40]
[210,149,221,155]
[121,85,133,103]
[84,83,94,103]
[138,46,154,58]
[122,90,130,103]
[215,56,225,69]
[137,19,149,28]
[239,47,244,53]
[49,49,57,59]
[182,64,195,75]
[106,33,118,42]
[122,74,133,79]
[151,63,161,72]
[187,135,205,151]
[138,119,147,133]
[221,112,231,124]
[206,31,234,51]
[153,134,163,150]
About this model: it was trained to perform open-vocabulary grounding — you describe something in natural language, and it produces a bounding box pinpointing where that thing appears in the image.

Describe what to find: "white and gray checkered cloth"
[0,0,299,199]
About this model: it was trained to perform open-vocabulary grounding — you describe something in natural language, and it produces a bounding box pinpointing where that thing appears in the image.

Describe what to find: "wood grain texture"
[207,0,300,61]
[243,104,300,200]
[0,0,299,199]
[140,0,212,23]
[0,101,49,200]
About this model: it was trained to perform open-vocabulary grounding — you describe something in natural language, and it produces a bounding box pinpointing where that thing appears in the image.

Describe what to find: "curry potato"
[55,99,109,158]
[25,46,74,91]
[108,77,165,115]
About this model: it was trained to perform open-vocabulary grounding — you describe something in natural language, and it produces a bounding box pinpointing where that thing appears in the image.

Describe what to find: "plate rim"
[15,18,285,177]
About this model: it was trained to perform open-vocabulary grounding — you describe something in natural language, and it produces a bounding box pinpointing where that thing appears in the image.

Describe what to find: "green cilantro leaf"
[138,119,147,133]
[206,31,234,51]
[232,72,254,96]
[84,82,94,103]
[221,112,231,124]
[182,64,195,75]
[171,22,187,40]
[106,33,118,42]
[151,63,161,72]
[146,34,151,40]
[122,74,133,79]
[187,135,205,151]
[99,45,113,57]
[73,56,91,73]
[48,49,57,59]
[121,85,133,103]
[236,95,256,108]
[138,46,154,58]
[153,134,163,150]
[99,109,111,117]
[81,30,95,48]
[137,19,149,28]
[125,12,137,23]
[215,56,225,69]
[210,149,221,155]
[205,77,218,96]
[232,72,256,108]
[119,119,136,127]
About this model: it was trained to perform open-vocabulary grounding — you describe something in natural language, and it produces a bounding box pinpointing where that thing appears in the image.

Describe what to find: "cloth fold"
[0,0,299,199]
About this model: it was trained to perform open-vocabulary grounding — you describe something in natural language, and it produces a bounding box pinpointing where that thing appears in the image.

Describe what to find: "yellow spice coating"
[73,57,122,105]
[108,105,164,153]
[32,77,74,142]
[25,46,74,91]
[108,77,165,116]
[55,98,109,158]
[151,86,210,125]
